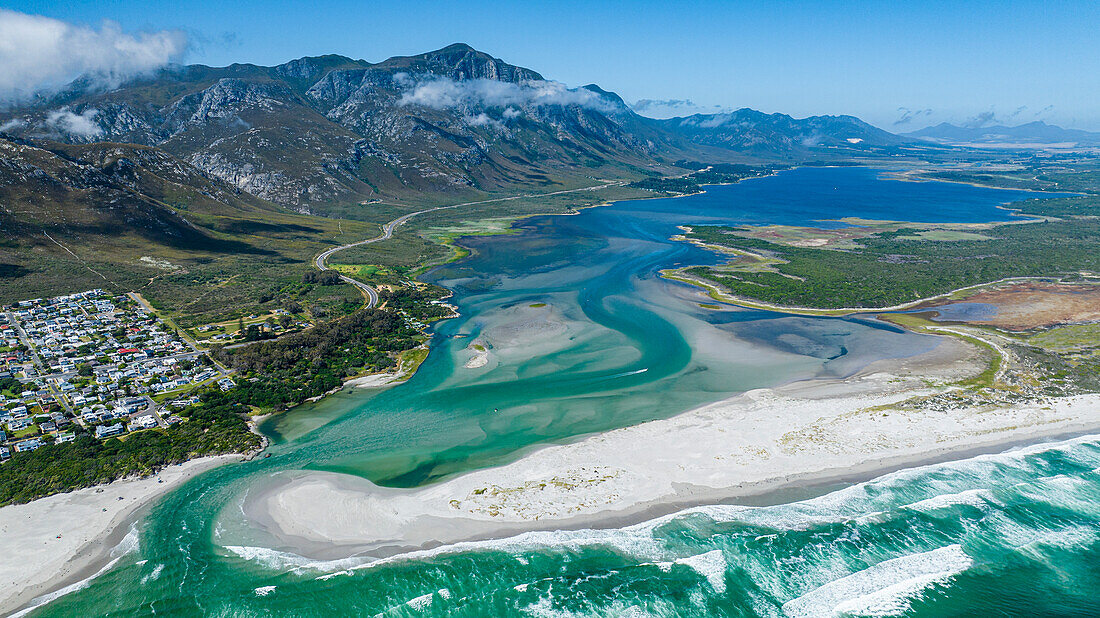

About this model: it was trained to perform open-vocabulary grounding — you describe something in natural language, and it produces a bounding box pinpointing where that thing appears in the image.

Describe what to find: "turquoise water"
[26,168,1098,616]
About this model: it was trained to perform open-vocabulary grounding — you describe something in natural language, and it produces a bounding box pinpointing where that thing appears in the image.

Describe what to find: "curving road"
[314,181,623,308]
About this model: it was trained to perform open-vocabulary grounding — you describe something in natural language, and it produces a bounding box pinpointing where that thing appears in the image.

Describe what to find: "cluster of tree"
[0,376,22,395]
[690,164,784,185]
[0,400,260,506]
[211,309,420,411]
[628,177,700,194]
[379,286,453,321]
[302,270,344,285]
[632,163,786,195]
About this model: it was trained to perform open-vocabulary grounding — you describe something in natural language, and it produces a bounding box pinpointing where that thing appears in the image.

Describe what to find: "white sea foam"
[675,550,727,593]
[223,545,370,574]
[254,585,276,597]
[781,544,972,618]
[140,563,164,585]
[113,524,141,557]
[901,488,992,513]
[224,434,1098,603]
[405,592,433,610]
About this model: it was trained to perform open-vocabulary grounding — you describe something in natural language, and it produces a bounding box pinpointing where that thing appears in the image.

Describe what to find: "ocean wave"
[781,544,972,618]
[139,563,164,585]
[216,433,1099,614]
[223,545,372,574]
[674,550,727,593]
[900,488,992,513]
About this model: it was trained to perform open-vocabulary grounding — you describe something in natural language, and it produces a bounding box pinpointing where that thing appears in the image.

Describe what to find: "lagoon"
[27,167,1090,617]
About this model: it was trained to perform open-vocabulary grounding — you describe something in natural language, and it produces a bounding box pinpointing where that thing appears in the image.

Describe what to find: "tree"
[76,363,93,377]
[302,270,342,285]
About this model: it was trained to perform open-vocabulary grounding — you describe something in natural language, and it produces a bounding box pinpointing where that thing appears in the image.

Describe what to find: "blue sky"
[5,0,1100,130]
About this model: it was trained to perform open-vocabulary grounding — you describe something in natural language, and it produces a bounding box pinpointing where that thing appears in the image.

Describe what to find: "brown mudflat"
[957,281,1100,330]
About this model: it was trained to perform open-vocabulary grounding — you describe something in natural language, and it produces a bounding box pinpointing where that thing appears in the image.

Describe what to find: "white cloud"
[0,118,24,132]
[43,108,102,138]
[463,112,503,129]
[631,98,725,119]
[893,107,933,126]
[399,76,613,113]
[680,114,739,129]
[0,9,187,102]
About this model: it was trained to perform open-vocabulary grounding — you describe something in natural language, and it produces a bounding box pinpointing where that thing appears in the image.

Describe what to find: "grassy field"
[2,171,651,330]
[677,182,1100,309]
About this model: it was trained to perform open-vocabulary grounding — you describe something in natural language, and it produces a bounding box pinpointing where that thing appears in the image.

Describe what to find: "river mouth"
[257,166,1049,488]
[36,166,1092,617]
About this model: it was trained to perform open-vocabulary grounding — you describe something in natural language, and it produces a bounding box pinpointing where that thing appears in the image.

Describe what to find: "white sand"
[463,341,490,369]
[0,456,239,615]
[345,373,401,388]
[244,341,1100,558]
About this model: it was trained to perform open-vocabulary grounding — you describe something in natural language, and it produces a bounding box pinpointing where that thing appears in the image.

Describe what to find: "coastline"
[0,455,242,616]
[234,337,1100,564]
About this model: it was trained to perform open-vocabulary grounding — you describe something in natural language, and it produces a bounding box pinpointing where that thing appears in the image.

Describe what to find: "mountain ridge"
[1,43,910,214]
[904,121,1100,146]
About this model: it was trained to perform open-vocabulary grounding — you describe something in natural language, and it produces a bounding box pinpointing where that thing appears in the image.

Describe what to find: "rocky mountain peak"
[381,43,544,83]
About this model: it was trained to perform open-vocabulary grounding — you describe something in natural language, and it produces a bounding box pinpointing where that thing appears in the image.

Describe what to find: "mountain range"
[904,121,1100,147]
[0,43,910,215]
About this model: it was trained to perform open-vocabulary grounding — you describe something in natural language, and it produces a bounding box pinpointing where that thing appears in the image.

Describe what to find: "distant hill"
[905,121,1100,147]
[655,108,908,156]
[0,135,279,252]
[0,44,906,215]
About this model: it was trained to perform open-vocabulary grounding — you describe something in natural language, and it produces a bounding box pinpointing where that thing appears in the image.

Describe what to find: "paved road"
[314,181,624,307]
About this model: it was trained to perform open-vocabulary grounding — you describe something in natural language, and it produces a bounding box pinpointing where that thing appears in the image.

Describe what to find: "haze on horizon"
[1,0,1098,132]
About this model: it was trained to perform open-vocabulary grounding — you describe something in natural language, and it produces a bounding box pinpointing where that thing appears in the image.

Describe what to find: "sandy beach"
[237,337,1100,561]
[0,455,240,616]
[344,372,402,388]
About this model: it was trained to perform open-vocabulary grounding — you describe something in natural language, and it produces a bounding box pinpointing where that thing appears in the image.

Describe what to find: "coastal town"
[0,290,234,461]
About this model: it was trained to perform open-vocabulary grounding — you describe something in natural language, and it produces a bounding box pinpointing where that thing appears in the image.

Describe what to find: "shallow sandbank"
[236,339,1100,563]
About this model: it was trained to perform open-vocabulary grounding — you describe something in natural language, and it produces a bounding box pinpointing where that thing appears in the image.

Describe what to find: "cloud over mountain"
[397,74,613,112]
[0,9,187,103]
[43,108,103,138]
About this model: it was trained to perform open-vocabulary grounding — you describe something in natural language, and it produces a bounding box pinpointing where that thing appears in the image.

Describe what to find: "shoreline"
[259,424,1100,568]
[662,268,1081,317]
[231,338,1100,565]
[0,455,241,616]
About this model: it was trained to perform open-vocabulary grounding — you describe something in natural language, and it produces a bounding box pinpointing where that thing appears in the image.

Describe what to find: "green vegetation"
[628,177,700,193]
[395,347,430,381]
[680,191,1100,309]
[629,163,784,195]
[1027,323,1100,357]
[378,286,453,322]
[920,167,1100,195]
[210,309,422,411]
[335,184,649,274]
[0,400,260,506]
